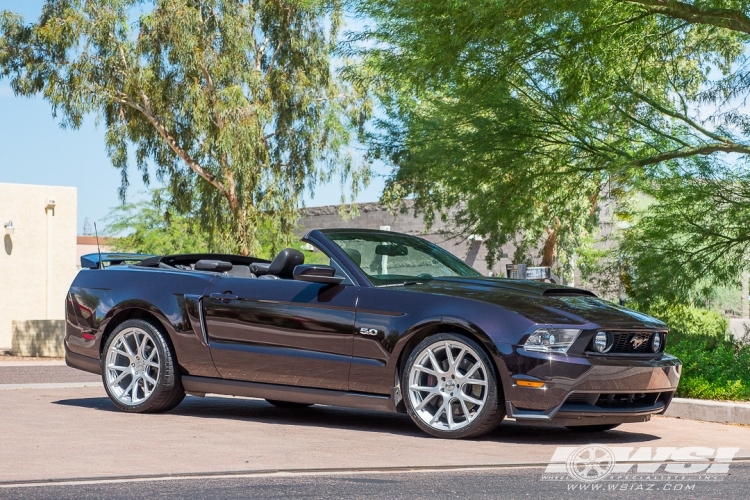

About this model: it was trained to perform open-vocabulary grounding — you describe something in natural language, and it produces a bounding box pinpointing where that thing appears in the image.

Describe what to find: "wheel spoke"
[147,361,159,369]
[121,339,135,356]
[444,342,455,367]
[427,350,443,374]
[132,376,142,402]
[461,393,484,407]
[121,378,135,400]
[464,362,481,379]
[147,348,157,362]
[112,348,132,359]
[134,332,142,355]
[463,378,487,387]
[459,398,472,422]
[410,384,437,392]
[446,400,455,429]
[414,364,438,377]
[107,364,129,372]
[143,373,157,386]
[415,391,439,411]
[452,348,466,370]
[110,370,130,386]
[429,399,447,425]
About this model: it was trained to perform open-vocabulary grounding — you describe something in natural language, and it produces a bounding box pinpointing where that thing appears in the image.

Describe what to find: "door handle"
[209,292,239,302]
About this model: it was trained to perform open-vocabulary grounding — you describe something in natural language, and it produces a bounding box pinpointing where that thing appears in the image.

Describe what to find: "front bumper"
[503,352,681,426]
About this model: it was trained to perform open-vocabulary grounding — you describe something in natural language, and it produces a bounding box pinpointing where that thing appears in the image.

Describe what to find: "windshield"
[325,231,482,286]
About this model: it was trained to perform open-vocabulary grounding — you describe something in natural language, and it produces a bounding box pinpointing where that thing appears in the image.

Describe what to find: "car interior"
[138,248,308,280]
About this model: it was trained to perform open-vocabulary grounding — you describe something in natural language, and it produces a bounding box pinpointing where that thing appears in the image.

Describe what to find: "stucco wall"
[0,183,78,350]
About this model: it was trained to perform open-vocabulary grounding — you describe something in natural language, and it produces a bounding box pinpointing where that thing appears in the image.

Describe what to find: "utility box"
[506,264,554,281]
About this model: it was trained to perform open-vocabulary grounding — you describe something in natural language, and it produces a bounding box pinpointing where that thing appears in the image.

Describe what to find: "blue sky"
[0,1,385,234]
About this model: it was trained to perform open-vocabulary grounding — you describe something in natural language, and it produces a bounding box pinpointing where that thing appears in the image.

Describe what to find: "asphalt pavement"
[2,362,749,499]
[3,464,750,499]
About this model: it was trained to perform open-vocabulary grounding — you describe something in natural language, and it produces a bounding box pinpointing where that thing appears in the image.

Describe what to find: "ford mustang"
[65,228,681,439]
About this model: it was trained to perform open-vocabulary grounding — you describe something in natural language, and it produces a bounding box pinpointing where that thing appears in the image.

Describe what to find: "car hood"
[398,277,666,329]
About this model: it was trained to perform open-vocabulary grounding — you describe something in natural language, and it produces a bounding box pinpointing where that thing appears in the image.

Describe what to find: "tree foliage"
[105,190,321,258]
[621,163,750,302]
[348,0,750,283]
[1,0,369,255]
[105,193,211,255]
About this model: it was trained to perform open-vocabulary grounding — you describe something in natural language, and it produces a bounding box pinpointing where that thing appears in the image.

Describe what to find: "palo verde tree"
[348,0,750,283]
[1,0,368,255]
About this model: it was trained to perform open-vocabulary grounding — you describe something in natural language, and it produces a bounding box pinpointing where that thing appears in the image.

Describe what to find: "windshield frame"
[318,229,482,286]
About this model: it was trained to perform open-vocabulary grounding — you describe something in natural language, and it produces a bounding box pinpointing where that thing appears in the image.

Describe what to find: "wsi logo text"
[542,445,739,483]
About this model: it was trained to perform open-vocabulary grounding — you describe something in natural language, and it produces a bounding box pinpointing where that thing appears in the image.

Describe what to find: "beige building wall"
[0,183,78,350]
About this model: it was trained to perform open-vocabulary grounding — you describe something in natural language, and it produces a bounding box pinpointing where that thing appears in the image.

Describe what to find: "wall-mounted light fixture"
[4,220,14,235]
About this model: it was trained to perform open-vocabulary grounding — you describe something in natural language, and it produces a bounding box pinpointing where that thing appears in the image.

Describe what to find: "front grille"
[591,331,665,354]
[563,391,673,410]
[595,392,659,409]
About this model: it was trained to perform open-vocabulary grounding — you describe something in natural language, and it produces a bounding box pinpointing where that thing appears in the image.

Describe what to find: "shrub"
[633,302,750,401]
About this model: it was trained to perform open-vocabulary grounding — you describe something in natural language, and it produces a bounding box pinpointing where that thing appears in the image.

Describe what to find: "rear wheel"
[565,424,621,432]
[102,319,185,413]
[265,399,312,409]
[402,333,505,439]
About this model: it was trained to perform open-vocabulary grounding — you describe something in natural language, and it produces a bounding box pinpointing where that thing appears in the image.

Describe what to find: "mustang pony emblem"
[630,335,648,349]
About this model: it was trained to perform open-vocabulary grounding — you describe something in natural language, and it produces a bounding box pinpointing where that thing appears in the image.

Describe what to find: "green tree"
[105,194,210,255]
[348,0,750,281]
[619,163,750,303]
[104,190,316,258]
[1,0,368,256]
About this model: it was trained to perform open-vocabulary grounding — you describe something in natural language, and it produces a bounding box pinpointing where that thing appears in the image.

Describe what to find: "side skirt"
[181,376,396,413]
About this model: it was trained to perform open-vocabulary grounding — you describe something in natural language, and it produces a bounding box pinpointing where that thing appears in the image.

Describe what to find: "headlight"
[593,331,612,353]
[523,328,582,353]
[652,332,662,352]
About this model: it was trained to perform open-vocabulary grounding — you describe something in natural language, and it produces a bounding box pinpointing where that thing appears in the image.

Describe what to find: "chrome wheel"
[105,327,161,406]
[408,340,489,431]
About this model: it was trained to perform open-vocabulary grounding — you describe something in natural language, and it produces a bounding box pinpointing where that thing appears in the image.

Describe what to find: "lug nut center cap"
[444,380,456,392]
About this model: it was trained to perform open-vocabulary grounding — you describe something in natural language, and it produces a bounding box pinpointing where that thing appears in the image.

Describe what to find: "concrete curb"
[664,397,750,425]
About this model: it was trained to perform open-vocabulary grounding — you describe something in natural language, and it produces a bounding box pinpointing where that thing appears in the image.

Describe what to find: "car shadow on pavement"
[53,394,659,444]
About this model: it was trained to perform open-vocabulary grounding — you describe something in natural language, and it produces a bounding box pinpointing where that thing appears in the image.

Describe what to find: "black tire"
[565,424,621,432]
[401,333,505,439]
[101,319,185,413]
[265,399,313,409]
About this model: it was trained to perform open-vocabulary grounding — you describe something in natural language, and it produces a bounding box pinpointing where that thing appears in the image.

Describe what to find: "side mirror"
[293,264,344,285]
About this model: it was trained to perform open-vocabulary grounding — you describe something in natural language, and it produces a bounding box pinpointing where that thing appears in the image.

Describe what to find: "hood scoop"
[542,288,597,297]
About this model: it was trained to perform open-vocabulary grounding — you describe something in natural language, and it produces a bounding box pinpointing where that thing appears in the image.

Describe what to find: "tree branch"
[633,143,750,166]
[621,0,750,35]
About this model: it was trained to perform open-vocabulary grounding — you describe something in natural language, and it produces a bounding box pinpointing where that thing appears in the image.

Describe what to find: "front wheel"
[402,333,505,439]
[102,319,185,413]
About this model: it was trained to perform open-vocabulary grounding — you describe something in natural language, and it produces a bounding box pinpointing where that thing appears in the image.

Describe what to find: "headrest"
[343,248,362,267]
[194,260,233,272]
[268,248,305,278]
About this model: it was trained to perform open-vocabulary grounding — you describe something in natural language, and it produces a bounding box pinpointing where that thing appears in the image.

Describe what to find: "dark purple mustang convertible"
[65,228,681,439]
